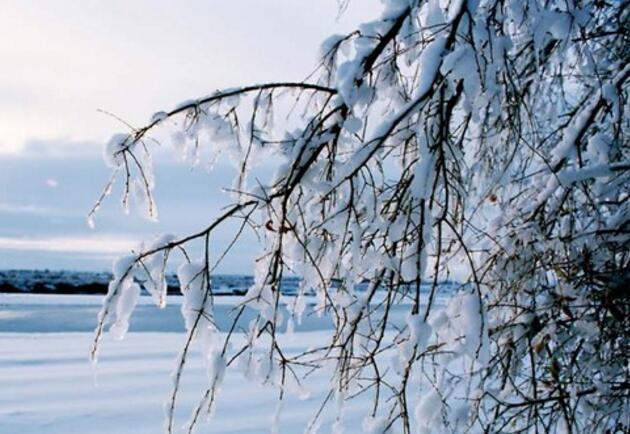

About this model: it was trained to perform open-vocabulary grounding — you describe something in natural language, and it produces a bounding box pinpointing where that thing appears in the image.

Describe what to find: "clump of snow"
[103,133,131,168]
[362,416,390,434]
[407,313,432,353]
[177,261,214,333]
[109,281,140,340]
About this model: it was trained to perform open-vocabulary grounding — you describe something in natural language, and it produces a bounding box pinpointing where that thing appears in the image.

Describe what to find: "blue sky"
[0,0,379,272]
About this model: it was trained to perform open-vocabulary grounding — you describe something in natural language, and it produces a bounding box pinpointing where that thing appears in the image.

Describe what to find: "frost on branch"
[90,0,629,432]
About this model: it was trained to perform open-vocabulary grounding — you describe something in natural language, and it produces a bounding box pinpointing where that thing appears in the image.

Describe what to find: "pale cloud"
[0,0,381,271]
[0,0,379,155]
[44,178,59,188]
[0,235,139,255]
[0,203,65,216]
[17,137,100,159]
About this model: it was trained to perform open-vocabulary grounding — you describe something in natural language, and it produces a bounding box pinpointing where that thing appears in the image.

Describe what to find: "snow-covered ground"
[0,332,361,434]
[0,293,439,434]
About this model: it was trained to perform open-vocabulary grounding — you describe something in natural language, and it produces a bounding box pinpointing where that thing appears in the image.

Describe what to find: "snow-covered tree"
[89,0,628,432]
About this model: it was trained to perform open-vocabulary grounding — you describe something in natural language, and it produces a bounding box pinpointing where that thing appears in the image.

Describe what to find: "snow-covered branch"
[90,0,629,432]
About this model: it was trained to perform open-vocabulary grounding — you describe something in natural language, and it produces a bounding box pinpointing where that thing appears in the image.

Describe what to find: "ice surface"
[0,293,450,433]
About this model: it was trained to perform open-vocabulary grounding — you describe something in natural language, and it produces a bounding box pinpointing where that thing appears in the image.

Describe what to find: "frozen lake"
[0,332,360,434]
[0,293,444,434]
[0,293,427,333]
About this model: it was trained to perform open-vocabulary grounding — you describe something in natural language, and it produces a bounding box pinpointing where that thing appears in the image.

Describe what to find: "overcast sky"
[0,0,379,272]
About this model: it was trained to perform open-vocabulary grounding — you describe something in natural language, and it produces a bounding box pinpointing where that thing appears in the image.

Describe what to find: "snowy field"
[0,293,439,434]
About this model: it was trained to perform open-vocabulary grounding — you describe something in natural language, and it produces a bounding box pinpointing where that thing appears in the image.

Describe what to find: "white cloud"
[0,0,379,155]
[0,203,65,216]
[0,235,139,255]
[44,178,59,188]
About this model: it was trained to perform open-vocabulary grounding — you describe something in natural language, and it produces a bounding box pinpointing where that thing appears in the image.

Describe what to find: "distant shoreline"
[0,269,260,296]
[0,269,460,296]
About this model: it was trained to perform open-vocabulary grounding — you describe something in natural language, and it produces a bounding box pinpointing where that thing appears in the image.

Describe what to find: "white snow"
[0,299,361,434]
[0,332,353,434]
[103,133,131,169]
[0,293,449,434]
